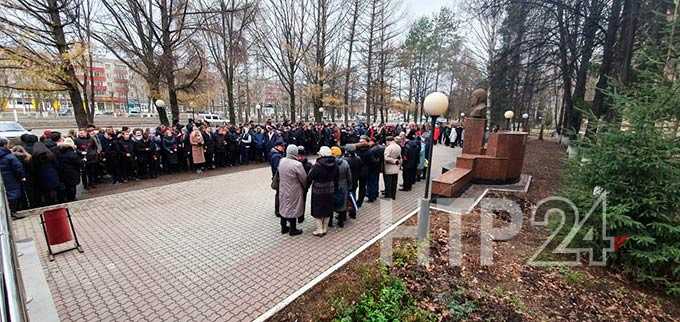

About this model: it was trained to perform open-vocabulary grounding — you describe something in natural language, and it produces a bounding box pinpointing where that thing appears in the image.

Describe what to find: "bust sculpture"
[469,88,488,118]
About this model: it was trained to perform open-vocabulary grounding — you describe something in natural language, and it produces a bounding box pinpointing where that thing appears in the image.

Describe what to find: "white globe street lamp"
[504,110,514,130]
[256,104,262,123]
[155,99,166,108]
[418,92,449,240]
[423,92,449,116]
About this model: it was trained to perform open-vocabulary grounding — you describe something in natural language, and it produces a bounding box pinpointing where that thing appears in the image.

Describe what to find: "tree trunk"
[343,0,359,125]
[47,0,86,128]
[588,0,623,136]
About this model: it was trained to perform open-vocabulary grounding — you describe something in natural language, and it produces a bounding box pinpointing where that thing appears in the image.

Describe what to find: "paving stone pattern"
[13,145,459,322]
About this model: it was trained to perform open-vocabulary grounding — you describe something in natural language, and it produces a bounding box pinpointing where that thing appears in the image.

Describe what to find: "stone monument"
[432,88,528,198]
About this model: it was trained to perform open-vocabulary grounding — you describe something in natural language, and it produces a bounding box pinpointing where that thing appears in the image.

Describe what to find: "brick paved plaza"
[13,145,458,322]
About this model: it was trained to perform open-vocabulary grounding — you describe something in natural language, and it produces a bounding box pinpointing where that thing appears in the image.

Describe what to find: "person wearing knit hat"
[276,143,307,236]
[57,136,82,202]
[286,144,299,157]
[330,146,342,157]
[308,145,339,236]
[318,146,332,157]
[332,146,352,228]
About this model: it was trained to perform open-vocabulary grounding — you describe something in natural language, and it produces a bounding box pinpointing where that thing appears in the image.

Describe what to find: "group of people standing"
[0,117,463,219]
[271,122,437,237]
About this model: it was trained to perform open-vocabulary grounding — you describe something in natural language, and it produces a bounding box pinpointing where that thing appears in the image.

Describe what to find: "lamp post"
[459,112,465,122]
[504,110,514,131]
[417,92,448,240]
[318,107,324,122]
[521,112,529,132]
[189,101,195,120]
[256,104,262,124]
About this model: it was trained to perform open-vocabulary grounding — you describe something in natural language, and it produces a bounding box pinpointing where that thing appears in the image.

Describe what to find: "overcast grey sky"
[400,0,462,32]
[404,0,460,19]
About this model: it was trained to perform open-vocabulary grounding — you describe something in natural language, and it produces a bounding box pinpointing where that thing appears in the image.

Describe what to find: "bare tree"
[97,0,205,125]
[0,0,88,127]
[254,0,312,122]
[342,0,362,124]
[198,0,257,124]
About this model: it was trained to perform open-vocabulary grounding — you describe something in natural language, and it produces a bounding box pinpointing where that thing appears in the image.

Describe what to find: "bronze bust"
[469,88,487,118]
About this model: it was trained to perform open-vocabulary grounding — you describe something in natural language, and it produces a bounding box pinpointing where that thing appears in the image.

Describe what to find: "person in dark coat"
[0,137,26,215]
[400,135,420,191]
[161,129,179,173]
[133,129,152,179]
[270,142,285,176]
[227,127,240,166]
[118,131,136,182]
[75,130,98,189]
[365,139,384,202]
[31,138,60,206]
[344,149,363,219]
[214,127,228,167]
[239,126,252,165]
[263,126,278,162]
[99,128,120,183]
[307,146,338,237]
[270,142,286,217]
[57,138,81,202]
[253,127,266,162]
[202,126,216,169]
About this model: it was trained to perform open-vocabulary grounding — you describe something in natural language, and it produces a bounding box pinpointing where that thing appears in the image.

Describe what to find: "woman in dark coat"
[57,138,81,202]
[31,139,60,206]
[0,138,26,214]
[307,146,338,237]
[162,129,179,173]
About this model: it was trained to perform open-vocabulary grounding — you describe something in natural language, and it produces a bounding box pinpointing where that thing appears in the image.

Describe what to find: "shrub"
[334,265,435,322]
[561,72,680,296]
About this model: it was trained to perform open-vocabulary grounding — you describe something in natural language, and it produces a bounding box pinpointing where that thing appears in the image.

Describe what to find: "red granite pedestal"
[432,118,528,198]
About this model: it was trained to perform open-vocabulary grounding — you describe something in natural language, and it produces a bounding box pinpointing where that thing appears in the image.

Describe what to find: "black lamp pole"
[423,114,438,199]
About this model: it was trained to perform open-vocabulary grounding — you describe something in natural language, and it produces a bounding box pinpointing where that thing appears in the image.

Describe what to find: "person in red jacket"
[433,124,441,145]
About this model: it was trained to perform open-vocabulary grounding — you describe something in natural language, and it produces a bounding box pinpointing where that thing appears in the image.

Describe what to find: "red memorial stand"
[40,207,84,261]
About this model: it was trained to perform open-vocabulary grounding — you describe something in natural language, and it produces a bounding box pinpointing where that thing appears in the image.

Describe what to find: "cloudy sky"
[400,0,463,31]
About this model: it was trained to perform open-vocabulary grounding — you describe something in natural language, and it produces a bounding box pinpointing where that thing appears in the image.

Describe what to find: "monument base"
[433,129,528,198]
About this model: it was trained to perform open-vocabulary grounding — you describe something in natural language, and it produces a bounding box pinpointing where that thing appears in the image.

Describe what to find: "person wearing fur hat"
[331,146,352,228]
[307,146,339,236]
[277,145,307,236]
[57,138,81,202]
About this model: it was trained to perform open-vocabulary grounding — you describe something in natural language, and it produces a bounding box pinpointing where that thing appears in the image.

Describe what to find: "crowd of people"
[0,118,464,219]
[270,121,465,237]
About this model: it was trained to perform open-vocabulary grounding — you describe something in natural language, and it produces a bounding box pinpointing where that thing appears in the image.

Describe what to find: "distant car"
[199,113,227,125]
[0,122,30,144]
[57,107,72,116]
[128,110,141,117]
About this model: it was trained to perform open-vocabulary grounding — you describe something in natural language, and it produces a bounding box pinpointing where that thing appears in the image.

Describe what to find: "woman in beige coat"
[277,145,307,236]
[189,125,206,173]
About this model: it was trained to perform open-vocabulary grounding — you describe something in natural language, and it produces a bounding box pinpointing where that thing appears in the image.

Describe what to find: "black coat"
[402,140,420,169]
[57,146,81,187]
[118,139,135,161]
[215,134,228,152]
[0,147,25,200]
[307,156,338,218]
[32,142,60,191]
[75,136,98,164]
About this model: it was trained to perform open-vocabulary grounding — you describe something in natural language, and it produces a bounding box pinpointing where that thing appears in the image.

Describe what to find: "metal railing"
[0,176,28,322]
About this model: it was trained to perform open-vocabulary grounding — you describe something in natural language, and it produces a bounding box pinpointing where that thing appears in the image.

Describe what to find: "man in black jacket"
[365,137,384,203]
[75,129,98,189]
[400,135,420,191]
